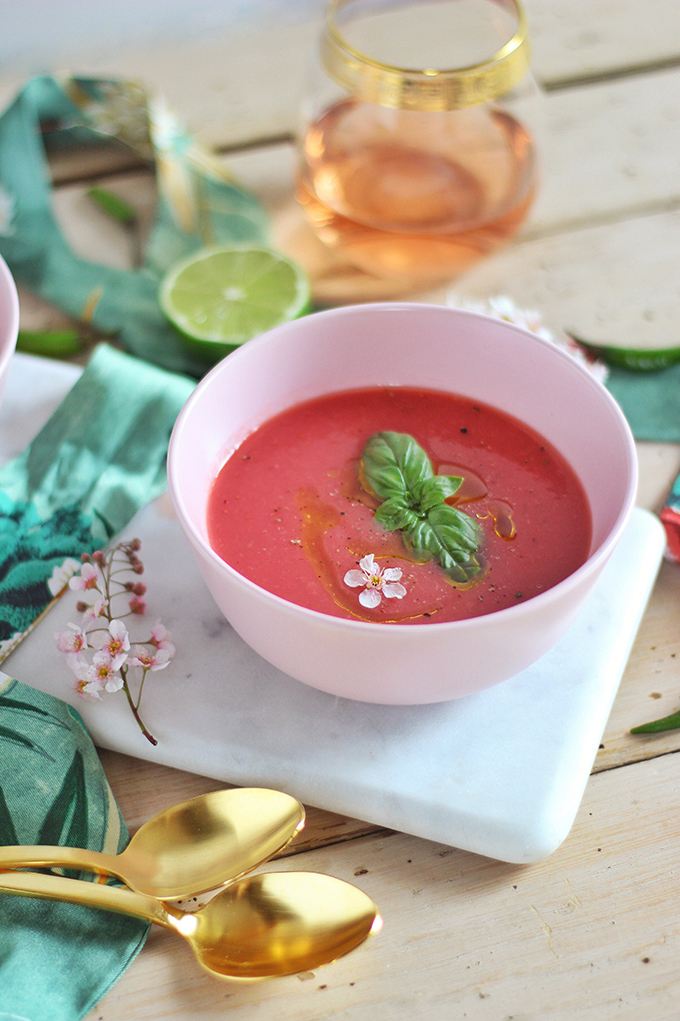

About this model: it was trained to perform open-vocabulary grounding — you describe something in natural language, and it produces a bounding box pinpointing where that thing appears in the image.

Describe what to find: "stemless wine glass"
[296,0,541,287]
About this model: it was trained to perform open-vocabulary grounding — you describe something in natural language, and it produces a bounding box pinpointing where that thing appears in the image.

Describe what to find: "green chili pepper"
[87,186,137,226]
[631,709,680,735]
[17,329,85,358]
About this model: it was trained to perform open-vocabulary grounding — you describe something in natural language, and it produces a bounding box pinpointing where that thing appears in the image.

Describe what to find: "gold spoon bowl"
[0,788,305,900]
[0,868,381,980]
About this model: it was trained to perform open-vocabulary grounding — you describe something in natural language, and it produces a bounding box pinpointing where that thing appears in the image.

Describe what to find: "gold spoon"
[0,869,381,980]
[0,788,304,900]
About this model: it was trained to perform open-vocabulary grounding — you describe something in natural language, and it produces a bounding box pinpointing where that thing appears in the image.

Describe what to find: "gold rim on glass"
[321,0,531,111]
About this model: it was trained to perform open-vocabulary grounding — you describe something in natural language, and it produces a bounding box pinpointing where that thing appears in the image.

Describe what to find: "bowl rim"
[168,302,638,633]
[0,255,19,383]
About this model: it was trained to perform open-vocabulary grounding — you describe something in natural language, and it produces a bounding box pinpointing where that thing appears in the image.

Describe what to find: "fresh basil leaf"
[404,504,485,584]
[375,496,420,532]
[359,431,484,586]
[427,503,483,551]
[361,432,434,501]
[412,474,463,512]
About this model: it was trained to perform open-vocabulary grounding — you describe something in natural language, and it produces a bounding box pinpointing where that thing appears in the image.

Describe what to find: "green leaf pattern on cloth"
[0,495,93,654]
[0,343,195,664]
[0,675,148,1021]
[0,75,269,378]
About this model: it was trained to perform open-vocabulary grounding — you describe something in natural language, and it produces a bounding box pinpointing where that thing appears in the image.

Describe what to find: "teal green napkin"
[605,364,680,443]
[0,674,149,1021]
[0,75,268,378]
[0,342,195,663]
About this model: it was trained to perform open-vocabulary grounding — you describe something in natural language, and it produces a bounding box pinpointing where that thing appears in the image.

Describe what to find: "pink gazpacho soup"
[207,386,592,624]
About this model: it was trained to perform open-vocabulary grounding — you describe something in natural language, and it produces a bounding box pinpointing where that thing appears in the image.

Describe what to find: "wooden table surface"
[3,2,680,1018]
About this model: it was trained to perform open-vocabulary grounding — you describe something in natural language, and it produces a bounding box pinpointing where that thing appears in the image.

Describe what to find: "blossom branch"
[53,539,173,746]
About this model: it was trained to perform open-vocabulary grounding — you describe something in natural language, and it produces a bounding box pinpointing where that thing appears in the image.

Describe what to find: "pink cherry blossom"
[55,622,89,657]
[128,595,146,614]
[90,619,130,670]
[69,561,99,591]
[344,554,407,609]
[54,538,171,746]
[84,652,125,693]
[73,676,103,700]
[150,622,176,657]
[81,597,108,624]
[128,644,172,672]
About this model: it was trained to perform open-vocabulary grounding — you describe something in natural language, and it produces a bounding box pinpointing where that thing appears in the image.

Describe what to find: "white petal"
[358,553,377,574]
[382,567,403,582]
[109,618,129,641]
[344,570,367,588]
[359,588,382,608]
[104,674,125,693]
[382,583,407,600]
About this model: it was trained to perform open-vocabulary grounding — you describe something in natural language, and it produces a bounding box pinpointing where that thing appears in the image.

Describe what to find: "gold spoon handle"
[0,845,119,879]
[0,869,176,929]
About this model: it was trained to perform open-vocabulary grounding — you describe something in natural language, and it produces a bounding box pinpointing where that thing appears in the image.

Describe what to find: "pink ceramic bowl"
[0,255,19,408]
[168,303,637,704]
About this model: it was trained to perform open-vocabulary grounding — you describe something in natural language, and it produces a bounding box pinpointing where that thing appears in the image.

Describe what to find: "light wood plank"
[2,7,680,1021]
[595,558,680,772]
[11,14,680,219]
[89,751,680,1021]
[1,1,680,153]
[259,66,680,304]
[220,65,680,243]
[530,0,680,86]
[19,64,678,313]
[448,206,680,351]
[528,66,680,235]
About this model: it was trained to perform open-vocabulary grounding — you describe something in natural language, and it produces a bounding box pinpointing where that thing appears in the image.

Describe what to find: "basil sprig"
[360,432,485,585]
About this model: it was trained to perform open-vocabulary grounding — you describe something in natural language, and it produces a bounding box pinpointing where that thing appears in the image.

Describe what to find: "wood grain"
[92,752,680,1021]
[20,60,679,321]
[3,5,680,1018]
[2,1,679,152]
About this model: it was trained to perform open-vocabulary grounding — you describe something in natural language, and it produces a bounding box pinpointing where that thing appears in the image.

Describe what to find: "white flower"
[78,652,124,693]
[128,644,172,672]
[47,558,81,596]
[90,619,130,671]
[150,621,176,657]
[344,554,407,609]
[148,95,185,153]
[69,561,99,591]
[73,675,103,700]
[55,622,89,657]
[81,597,108,624]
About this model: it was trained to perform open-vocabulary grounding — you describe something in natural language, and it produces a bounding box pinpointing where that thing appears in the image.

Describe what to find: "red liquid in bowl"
[207,387,592,624]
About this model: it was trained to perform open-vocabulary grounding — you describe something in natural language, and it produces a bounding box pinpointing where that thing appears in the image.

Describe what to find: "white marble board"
[1,354,666,863]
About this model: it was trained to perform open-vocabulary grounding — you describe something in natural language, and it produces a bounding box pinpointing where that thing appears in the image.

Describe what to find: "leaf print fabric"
[0,496,93,645]
[0,675,148,1021]
[0,343,195,665]
[0,74,268,378]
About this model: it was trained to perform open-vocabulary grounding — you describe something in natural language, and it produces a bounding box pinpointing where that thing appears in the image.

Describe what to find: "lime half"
[159,245,311,363]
